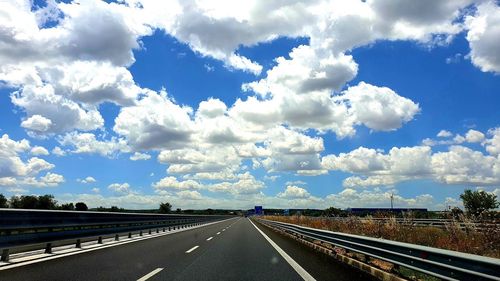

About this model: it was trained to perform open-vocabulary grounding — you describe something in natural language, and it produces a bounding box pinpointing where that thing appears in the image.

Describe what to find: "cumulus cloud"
[152,176,201,190]
[437,130,453,138]
[130,152,151,161]
[465,1,500,73]
[177,190,203,200]
[0,134,56,183]
[277,185,311,199]
[58,132,129,157]
[465,129,485,143]
[208,172,265,195]
[322,140,500,187]
[1,0,497,208]
[51,146,66,157]
[30,146,49,156]
[484,127,500,156]
[11,85,104,134]
[21,115,53,132]
[78,176,96,184]
[108,182,131,194]
[114,91,194,150]
[326,188,434,209]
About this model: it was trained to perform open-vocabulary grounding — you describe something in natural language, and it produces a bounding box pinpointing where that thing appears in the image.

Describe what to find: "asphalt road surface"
[0,218,375,281]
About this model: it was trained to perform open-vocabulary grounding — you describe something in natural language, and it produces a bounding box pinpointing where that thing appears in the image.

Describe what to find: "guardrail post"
[115,234,119,241]
[163,227,165,232]
[148,229,152,235]
[45,243,52,254]
[128,232,132,238]
[139,230,143,236]
[156,228,159,233]
[98,236,103,244]
[76,239,81,248]
[1,249,9,262]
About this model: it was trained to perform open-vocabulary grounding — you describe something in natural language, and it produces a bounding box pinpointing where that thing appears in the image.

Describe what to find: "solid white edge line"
[185,245,199,253]
[137,268,163,281]
[206,237,213,241]
[249,219,316,281]
[0,217,237,271]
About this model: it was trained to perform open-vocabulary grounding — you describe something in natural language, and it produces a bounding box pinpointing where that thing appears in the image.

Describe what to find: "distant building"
[346,208,427,215]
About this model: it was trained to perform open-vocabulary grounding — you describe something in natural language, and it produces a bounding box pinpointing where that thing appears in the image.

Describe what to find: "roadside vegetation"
[264,189,500,258]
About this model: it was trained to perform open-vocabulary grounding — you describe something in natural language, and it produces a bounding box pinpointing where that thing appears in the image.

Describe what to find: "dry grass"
[262,215,500,258]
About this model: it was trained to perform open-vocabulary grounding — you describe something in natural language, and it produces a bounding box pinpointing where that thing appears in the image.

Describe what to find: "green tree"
[9,196,22,208]
[109,206,123,212]
[60,203,75,210]
[19,195,38,209]
[0,194,7,208]
[323,207,346,217]
[159,202,172,213]
[37,194,57,209]
[75,202,88,211]
[460,189,499,216]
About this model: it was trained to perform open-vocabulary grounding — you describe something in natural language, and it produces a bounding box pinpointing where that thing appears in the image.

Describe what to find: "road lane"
[0,218,239,281]
[253,219,377,281]
[0,217,372,281]
[153,218,305,281]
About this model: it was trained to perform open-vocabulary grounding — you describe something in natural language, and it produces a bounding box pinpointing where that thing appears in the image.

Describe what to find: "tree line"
[1,189,497,216]
[0,194,88,211]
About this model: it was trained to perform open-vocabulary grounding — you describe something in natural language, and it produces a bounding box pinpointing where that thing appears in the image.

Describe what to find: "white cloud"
[0,134,57,182]
[177,190,203,200]
[30,146,49,156]
[339,82,420,132]
[465,1,500,73]
[326,188,434,209]
[152,176,201,190]
[130,152,151,161]
[437,130,453,138]
[197,98,227,119]
[58,132,129,157]
[21,115,52,132]
[78,176,96,184]
[484,127,500,156]
[39,172,65,186]
[11,84,104,134]
[114,91,194,150]
[51,146,66,157]
[465,129,485,143]
[108,182,131,194]
[208,172,265,195]
[277,185,311,199]
[322,141,500,187]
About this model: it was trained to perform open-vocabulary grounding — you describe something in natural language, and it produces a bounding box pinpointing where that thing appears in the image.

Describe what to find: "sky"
[0,0,499,210]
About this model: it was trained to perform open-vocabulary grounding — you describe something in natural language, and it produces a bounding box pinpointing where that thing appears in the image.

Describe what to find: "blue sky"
[0,0,499,210]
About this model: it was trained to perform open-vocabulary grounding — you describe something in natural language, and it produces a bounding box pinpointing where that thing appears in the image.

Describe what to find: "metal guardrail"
[323,217,500,231]
[257,218,500,281]
[0,209,231,262]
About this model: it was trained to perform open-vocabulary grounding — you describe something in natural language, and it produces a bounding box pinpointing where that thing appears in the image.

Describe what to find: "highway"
[0,218,374,281]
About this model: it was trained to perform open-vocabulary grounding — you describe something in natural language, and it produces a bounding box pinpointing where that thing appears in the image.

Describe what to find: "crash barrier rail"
[323,217,499,231]
[0,208,231,262]
[256,218,500,281]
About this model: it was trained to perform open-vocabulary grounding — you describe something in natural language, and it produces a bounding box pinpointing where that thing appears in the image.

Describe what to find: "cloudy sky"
[1,0,499,210]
